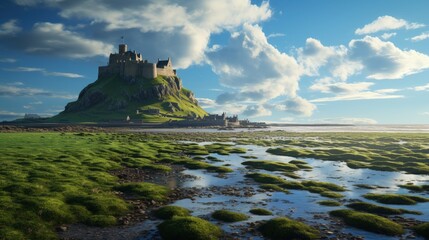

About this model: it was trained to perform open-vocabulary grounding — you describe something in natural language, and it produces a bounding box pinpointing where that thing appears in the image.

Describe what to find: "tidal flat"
[0,128,429,239]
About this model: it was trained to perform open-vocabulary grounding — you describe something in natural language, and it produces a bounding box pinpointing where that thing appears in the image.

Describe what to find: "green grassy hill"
[50,75,207,123]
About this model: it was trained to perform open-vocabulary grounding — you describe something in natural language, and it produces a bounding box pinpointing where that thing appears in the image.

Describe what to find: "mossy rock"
[154,206,191,220]
[414,222,429,239]
[259,184,290,193]
[330,209,404,236]
[158,216,222,240]
[346,202,421,215]
[398,184,429,192]
[259,217,320,240]
[242,160,299,172]
[320,191,344,199]
[212,209,249,222]
[363,193,429,205]
[249,208,272,215]
[317,200,342,207]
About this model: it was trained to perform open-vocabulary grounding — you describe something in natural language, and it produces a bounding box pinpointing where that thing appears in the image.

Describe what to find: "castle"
[98,44,176,80]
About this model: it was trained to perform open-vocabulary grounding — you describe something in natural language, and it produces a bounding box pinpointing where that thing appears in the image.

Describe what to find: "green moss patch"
[242,160,300,171]
[154,206,191,220]
[249,208,272,215]
[317,200,342,207]
[114,182,169,201]
[330,209,404,236]
[158,216,222,240]
[245,173,345,198]
[86,215,117,227]
[363,193,429,205]
[346,202,421,215]
[258,217,320,240]
[212,209,249,222]
[414,222,429,239]
[398,184,429,193]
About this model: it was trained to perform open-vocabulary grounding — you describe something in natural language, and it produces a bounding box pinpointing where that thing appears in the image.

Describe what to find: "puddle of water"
[138,143,428,240]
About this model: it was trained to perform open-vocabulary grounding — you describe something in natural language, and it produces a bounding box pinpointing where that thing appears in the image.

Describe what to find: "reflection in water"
[139,143,428,240]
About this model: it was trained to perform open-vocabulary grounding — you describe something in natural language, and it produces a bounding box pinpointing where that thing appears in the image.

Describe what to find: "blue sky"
[1,0,429,124]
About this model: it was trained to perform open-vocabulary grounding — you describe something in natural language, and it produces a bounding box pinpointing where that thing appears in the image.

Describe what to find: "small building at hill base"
[98,44,176,80]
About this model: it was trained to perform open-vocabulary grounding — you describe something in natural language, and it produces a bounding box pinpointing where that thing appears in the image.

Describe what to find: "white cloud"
[413,83,429,91]
[0,85,76,99]
[275,97,316,116]
[349,36,429,79]
[0,21,114,59]
[242,105,272,117]
[196,97,247,116]
[0,110,25,119]
[206,24,315,117]
[0,58,17,63]
[310,78,373,94]
[381,32,396,40]
[297,38,362,81]
[422,112,429,116]
[267,33,286,39]
[411,32,429,42]
[196,98,217,109]
[355,15,424,35]
[311,91,403,103]
[207,24,302,99]
[12,0,271,68]
[0,19,21,36]
[5,66,84,78]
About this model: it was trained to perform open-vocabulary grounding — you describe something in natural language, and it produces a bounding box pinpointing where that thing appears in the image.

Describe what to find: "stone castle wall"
[98,44,175,80]
[156,67,175,77]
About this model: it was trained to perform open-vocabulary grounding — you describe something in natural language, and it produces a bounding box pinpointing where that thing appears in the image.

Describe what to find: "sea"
[128,124,429,133]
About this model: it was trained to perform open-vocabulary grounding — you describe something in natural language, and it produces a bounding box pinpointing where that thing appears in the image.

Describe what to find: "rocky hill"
[51,75,207,123]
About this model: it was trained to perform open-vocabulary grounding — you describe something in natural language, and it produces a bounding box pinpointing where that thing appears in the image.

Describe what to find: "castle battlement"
[98,44,176,80]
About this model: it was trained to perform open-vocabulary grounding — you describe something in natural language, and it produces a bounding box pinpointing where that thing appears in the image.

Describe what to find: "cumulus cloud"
[411,32,429,42]
[207,24,302,100]
[242,105,272,117]
[12,0,271,68]
[349,36,429,79]
[206,24,315,117]
[0,19,21,36]
[297,38,362,81]
[275,97,316,116]
[0,85,76,99]
[0,21,114,58]
[355,15,424,35]
[5,66,84,78]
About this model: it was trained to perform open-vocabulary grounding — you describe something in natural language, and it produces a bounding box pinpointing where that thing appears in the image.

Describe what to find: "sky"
[1,0,429,124]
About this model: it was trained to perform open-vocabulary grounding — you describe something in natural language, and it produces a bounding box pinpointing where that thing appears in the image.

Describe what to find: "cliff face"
[53,75,206,122]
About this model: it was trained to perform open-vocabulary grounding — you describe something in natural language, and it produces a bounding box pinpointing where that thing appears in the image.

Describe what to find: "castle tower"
[119,44,127,54]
